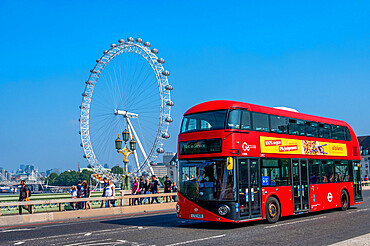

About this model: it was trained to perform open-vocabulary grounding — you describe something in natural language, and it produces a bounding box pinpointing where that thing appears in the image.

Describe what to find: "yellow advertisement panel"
[260,136,347,157]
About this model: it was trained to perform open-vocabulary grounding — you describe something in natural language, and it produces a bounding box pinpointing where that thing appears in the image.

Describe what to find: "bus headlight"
[176,204,180,213]
[218,205,230,216]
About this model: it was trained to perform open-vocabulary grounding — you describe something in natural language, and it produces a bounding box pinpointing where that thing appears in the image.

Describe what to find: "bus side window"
[252,112,269,132]
[318,123,331,139]
[332,125,346,140]
[336,161,349,182]
[270,115,288,134]
[261,159,279,186]
[288,119,305,136]
[309,160,321,184]
[240,111,251,130]
[321,161,328,183]
[306,122,318,137]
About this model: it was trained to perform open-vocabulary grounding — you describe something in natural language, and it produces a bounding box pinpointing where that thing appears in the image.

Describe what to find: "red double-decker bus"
[176,100,363,223]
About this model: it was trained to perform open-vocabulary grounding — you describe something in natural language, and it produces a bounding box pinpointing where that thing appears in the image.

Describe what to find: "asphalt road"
[1,190,370,246]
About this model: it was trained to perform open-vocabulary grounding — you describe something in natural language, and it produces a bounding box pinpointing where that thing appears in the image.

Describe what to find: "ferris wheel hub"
[114,109,139,118]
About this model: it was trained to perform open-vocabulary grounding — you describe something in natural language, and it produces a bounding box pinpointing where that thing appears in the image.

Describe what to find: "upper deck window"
[227,109,251,130]
[181,110,227,133]
[252,112,270,132]
[332,125,346,141]
[270,115,288,134]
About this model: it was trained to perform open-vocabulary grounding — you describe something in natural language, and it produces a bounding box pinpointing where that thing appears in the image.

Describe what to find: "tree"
[111,165,124,174]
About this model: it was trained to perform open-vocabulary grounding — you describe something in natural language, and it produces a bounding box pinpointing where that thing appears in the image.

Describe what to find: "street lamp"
[115,126,136,189]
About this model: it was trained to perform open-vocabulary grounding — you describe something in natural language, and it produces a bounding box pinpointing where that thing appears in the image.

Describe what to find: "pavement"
[1,190,369,246]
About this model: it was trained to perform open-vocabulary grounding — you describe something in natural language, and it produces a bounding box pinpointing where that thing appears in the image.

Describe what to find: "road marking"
[329,232,370,245]
[165,234,226,246]
[64,240,110,246]
[264,216,327,228]
[13,242,24,245]
[12,226,142,243]
[0,228,33,233]
[348,208,370,214]
[84,232,92,236]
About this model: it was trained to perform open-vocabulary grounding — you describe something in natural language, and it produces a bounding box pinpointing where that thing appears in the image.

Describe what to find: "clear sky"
[0,1,369,172]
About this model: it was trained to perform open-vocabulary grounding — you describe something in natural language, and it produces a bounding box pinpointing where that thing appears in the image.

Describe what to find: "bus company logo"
[264,140,282,146]
[279,145,298,152]
[327,192,333,202]
[242,142,256,152]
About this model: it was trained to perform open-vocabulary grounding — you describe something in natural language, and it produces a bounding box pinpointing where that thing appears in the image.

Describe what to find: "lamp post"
[115,126,137,190]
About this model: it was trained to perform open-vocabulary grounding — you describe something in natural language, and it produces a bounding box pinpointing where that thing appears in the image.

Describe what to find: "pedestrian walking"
[76,180,84,209]
[172,182,178,202]
[18,180,30,215]
[163,176,173,202]
[100,177,108,208]
[150,175,160,204]
[142,178,151,204]
[105,179,115,207]
[83,180,91,209]
[70,185,77,210]
[132,177,141,205]
[139,176,145,204]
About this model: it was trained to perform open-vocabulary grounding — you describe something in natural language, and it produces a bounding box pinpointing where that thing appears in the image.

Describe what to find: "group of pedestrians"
[70,180,91,210]
[131,175,178,205]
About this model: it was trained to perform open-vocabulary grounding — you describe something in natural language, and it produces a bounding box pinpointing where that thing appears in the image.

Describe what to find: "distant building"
[163,152,176,165]
[151,163,167,178]
[358,136,370,180]
[167,154,178,183]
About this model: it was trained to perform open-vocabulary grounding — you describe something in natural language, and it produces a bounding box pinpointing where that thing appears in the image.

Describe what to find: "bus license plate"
[190,214,204,218]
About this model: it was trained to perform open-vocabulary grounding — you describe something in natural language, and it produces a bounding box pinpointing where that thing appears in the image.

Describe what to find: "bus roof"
[184,100,350,127]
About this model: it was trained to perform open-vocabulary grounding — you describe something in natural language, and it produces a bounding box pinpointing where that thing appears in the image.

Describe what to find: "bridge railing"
[363,181,370,186]
[0,192,177,216]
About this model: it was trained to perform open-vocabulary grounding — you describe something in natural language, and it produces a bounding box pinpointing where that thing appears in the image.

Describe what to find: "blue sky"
[0,1,369,172]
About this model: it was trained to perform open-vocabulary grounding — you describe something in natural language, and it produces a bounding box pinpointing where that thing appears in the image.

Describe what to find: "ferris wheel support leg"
[126,121,141,173]
[126,118,155,176]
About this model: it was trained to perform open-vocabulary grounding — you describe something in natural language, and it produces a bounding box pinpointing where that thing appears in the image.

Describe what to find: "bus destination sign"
[180,138,222,155]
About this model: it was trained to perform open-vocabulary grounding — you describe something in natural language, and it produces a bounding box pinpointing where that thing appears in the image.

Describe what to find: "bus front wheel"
[340,190,349,211]
[266,197,280,223]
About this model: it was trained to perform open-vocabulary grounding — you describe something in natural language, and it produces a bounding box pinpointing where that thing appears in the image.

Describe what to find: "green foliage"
[46,170,95,187]
[111,165,124,174]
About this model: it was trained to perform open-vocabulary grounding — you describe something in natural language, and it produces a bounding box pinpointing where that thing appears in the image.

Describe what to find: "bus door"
[238,158,262,219]
[352,161,362,202]
[292,159,310,212]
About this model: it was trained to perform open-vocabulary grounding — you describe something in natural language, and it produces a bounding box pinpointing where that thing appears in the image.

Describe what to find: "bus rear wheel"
[340,190,349,211]
[266,197,280,223]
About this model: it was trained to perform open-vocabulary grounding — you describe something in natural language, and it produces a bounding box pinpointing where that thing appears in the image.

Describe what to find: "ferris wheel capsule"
[90,69,97,74]
[86,81,93,85]
[165,85,173,90]
[80,143,83,147]
[79,131,81,135]
[166,100,174,106]
[135,38,143,43]
[143,42,151,47]
[83,154,87,158]
[161,133,170,139]
[103,50,108,54]
[118,39,125,44]
[156,148,164,153]
[111,44,117,48]
[127,37,134,42]
[151,48,158,54]
[165,117,173,122]
[162,70,170,76]
[82,92,88,97]
[157,58,165,64]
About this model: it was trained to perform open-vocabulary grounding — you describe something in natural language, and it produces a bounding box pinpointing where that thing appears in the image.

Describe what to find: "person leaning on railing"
[18,180,30,215]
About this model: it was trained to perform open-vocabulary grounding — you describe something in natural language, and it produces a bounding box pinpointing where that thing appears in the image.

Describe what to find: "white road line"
[64,240,110,246]
[165,234,226,246]
[329,233,370,246]
[13,242,24,245]
[84,232,92,236]
[0,228,33,233]
[11,226,141,243]
[264,216,327,228]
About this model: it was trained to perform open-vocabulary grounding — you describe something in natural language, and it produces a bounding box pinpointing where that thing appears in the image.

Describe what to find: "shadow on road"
[99,206,363,230]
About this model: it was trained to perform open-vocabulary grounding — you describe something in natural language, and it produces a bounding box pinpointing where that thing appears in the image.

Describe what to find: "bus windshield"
[180,110,227,133]
[179,159,236,201]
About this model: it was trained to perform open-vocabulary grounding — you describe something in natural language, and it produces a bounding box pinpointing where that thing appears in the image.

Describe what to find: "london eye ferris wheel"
[79,37,173,183]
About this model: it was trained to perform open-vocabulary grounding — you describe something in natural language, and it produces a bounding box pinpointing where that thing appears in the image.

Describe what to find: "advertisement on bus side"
[260,136,347,156]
